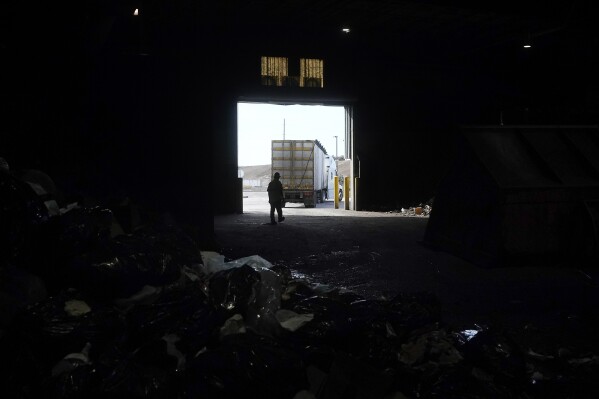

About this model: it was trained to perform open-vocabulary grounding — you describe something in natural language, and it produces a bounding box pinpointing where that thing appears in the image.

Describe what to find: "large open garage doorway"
[237,102,354,213]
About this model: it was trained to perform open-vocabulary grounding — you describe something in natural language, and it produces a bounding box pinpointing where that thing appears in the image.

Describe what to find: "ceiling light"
[523,33,532,48]
[342,28,350,33]
[133,8,139,16]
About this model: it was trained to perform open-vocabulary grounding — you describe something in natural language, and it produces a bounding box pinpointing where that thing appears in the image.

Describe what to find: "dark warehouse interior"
[2,1,599,398]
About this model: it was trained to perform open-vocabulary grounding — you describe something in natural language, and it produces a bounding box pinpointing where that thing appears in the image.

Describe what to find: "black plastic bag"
[208,264,261,318]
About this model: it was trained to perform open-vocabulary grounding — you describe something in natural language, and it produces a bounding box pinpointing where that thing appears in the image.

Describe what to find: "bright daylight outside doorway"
[237,103,349,211]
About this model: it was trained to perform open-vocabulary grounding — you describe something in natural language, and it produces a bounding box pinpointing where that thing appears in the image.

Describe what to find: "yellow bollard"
[334,176,339,209]
[344,176,350,210]
[354,177,359,211]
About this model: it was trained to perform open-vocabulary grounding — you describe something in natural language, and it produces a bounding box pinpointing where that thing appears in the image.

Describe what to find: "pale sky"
[237,103,346,166]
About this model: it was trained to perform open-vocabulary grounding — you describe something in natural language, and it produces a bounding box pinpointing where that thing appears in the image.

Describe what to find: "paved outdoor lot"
[242,191,349,214]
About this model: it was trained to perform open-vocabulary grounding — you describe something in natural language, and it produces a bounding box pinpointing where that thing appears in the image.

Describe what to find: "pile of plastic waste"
[388,198,433,217]
[392,205,432,217]
[2,169,598,398]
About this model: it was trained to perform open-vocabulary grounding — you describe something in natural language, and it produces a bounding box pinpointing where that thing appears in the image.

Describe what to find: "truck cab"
[325,155,343,202]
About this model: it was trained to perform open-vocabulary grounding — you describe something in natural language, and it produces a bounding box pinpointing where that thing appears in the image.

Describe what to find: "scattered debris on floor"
[394,205,432,216]
[391,205,432,217]
[2,170,598,398]
[387,198,433,217]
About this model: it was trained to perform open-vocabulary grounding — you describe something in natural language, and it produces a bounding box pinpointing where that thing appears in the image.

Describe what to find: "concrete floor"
[215,192,599,332]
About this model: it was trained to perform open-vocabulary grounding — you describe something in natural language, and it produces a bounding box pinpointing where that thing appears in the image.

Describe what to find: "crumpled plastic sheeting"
[276,309,314,332]
[200,252,274,275]
[221,254,274,271]
[209,265,260,317]
[206,254,282,336]
[220,314,247,338]
[3,198,599,399]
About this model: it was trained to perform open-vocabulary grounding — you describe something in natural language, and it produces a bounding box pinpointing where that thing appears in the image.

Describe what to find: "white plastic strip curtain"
[261,56,288,86]
[300,58,323,87]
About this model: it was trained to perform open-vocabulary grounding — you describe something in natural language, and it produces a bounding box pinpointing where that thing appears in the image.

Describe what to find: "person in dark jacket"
[267,172,285,225]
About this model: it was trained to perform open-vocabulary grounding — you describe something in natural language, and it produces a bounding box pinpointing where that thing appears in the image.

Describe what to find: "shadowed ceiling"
[3,0,594,61]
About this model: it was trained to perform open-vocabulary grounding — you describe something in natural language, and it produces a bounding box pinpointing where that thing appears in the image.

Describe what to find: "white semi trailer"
[272,139,334,208]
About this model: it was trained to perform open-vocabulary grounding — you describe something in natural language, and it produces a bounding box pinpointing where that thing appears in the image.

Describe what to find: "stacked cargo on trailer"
[272,139,330,208]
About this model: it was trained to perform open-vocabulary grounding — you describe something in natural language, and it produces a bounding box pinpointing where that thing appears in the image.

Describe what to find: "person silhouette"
[267,172,285,225]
